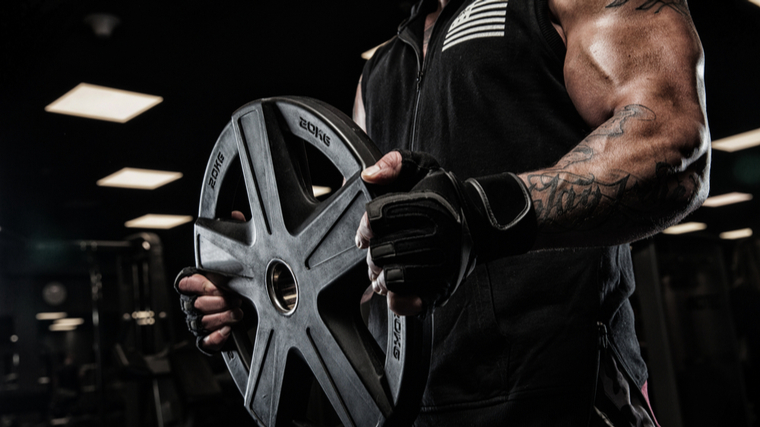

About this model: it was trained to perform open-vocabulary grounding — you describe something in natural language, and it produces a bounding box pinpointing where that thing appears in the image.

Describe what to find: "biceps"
[562,6,705,129]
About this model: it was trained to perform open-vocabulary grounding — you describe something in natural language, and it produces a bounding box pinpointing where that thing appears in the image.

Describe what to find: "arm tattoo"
[606,0,688,16]
[589,104,655,138]
[527,104,697,234]
[550,105,653,170]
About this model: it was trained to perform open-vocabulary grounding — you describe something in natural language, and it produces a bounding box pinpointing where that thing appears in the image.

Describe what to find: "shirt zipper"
[399,0,454,152]
[410,69,425,152]
[398,30,425,152]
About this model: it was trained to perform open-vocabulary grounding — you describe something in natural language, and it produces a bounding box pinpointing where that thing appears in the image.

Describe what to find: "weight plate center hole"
[267,260,298,315]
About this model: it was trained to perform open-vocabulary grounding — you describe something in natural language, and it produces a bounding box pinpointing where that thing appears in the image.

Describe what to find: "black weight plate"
[194,97,432,426]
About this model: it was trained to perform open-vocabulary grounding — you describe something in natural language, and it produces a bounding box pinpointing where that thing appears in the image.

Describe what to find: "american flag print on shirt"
[442,0,509,52]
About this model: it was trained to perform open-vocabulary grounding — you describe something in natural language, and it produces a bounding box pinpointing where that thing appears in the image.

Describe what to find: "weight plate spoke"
[195,217,252,274]
[234,106,278,235]
[301,323,387,427]
[260,102,319,233]
[244,327,280,425]
[299,174,368,277]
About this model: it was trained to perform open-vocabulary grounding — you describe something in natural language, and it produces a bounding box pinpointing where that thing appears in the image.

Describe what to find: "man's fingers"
[231,210,246,222]
[356,212,373,249]
[201,326,232,352]
[372,269,389,296]
[194,295,241,314]
[360,151,403,184]
[178,274,223,296]
[367,249,382,280]
[201,308,244,332]
[387,292,424,316]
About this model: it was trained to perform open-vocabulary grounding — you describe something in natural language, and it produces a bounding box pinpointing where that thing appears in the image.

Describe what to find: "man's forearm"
[520,103,710,249]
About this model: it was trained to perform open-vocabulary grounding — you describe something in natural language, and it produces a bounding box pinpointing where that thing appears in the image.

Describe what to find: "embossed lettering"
[392,314,402,360]
[298,116,331,147]
[208,151,225,189]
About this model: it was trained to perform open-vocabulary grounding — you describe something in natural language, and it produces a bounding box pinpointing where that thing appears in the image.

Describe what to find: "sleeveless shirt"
[361,0,648,424]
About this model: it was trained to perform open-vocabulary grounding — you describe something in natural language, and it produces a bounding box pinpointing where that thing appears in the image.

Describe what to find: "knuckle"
[201,313,220,330]
[195,296,214,312]
[202,280,218,295]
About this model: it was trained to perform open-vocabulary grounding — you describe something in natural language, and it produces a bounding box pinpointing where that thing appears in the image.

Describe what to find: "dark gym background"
[1,0,759,426]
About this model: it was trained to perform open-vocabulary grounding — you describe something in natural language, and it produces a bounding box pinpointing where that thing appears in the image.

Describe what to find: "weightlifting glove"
[366,150,537,311]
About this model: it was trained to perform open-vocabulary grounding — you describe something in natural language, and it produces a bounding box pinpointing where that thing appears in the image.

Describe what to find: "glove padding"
[366,151,537,311]
[174,266,231,355]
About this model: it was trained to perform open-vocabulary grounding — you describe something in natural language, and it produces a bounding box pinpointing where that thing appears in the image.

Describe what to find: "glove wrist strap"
[464,172,537,261]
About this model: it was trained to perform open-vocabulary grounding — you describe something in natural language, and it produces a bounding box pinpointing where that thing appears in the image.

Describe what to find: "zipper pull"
[416,69,425,91]
[597,321,608,349]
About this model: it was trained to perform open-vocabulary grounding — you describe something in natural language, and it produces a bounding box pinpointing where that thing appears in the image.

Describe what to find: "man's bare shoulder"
[549,0,693,29]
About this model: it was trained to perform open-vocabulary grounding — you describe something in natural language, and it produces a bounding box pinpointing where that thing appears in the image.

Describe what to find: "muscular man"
[177,0,709,424]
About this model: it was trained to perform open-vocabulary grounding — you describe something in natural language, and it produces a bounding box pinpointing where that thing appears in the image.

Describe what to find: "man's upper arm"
[552,0,707,153]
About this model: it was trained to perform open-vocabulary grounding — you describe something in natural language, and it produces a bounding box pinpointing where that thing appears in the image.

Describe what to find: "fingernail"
[220,326,231,336]
[362,165,381,178]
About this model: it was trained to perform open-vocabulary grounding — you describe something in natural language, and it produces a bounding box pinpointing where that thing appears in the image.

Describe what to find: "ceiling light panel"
[45,83,162,123]
[97,168,182,190]
[312,185,332,197]
[49,324,78,332]
[712,127,760,152]
[662,222,707,235]
[125,214,193,229]
[35,312,67,321]
[702,192,753,207]
[54,318,85,326]
[720,228,753,240]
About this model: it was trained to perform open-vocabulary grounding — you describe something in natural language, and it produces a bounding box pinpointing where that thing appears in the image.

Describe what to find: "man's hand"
[356,151,426,316]
[176,273,243,352]
[175,211,245,353]
[356,151,536,316]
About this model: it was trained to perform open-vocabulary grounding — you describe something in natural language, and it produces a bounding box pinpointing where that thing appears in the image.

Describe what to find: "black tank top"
[361,0,647,423]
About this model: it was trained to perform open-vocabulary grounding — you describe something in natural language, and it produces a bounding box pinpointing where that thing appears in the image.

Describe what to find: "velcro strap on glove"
[463,172,537,262]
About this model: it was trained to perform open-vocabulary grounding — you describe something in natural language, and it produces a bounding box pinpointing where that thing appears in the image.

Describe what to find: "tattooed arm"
[524,0,710,248]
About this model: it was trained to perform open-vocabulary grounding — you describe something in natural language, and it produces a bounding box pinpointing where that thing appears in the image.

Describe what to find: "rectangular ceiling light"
[97,167,182,190]
[702,192,753,207]
[54,318,85,326]
[36,312,68,321]
[662,222,707,235]
[125,214,193,229]
[45,83,162,123]
[751,0,760,7]
[49,324,78,332]
[712,128,760,152]
[312,185,332,197]
[720,228,753,240]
